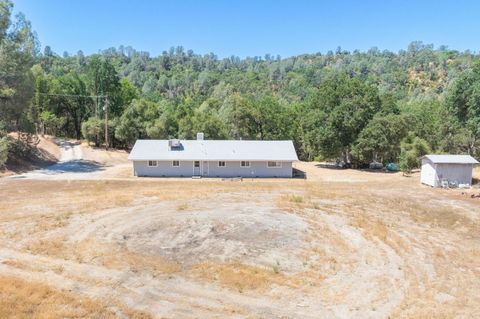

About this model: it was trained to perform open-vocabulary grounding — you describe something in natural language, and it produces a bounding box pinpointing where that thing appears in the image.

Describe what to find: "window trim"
[172,160,180,167]
[148,160,158,167]
[193,161,200,168]
[240,161,250,168]
[267,161,282,168]
[218,161,226,167]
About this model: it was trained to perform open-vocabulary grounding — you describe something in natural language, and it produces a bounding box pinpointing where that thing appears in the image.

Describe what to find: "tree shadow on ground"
[293,167,307,179]
[314,163,345,170]
[314,163,398,174]
[40,160,105,175]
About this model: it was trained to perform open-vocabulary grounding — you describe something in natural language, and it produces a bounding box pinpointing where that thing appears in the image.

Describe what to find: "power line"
[37,93,109,98]
[37,92,110,149]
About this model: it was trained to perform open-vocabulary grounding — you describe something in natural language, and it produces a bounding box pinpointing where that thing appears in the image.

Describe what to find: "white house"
[420,154,478,187]
[127,133,298,178]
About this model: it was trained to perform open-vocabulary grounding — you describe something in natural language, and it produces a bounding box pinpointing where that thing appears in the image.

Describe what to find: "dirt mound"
[1,134,60,177]
[71,200,308,271]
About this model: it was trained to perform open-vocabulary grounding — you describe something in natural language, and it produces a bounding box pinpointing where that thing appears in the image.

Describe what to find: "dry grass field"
[0,158,479,318]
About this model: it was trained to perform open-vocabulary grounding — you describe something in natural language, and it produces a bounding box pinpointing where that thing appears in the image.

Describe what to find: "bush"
[399,150,417,175]
[81,117,104,147]
[0,137,9,168]
[7,136,36,159]
[39,111,65,136]
[399,135,431,174]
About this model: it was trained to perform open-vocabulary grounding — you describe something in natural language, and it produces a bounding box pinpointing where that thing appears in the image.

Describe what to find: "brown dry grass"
[176,202,189,211]
[2,259,30,270]
[349,214,389,242]
[0,276,151,319]
[1,162,480,317]
[24,237,181,276]
[277,191,324,212]
[192,262,299,293]
[102,248,182,275]
[0,179,293,218]
[25,237,67,258]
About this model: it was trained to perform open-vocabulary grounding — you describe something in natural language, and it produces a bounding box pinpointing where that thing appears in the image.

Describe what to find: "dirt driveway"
[7,139,127,180]
[1,156,479,318]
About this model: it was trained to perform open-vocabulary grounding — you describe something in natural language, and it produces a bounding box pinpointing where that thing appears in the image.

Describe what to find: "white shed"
[420,154,478,187]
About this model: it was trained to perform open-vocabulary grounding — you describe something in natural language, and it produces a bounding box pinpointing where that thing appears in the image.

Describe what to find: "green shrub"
[0,137,9,168]
[399,135,431,174]
[81,117,104,147]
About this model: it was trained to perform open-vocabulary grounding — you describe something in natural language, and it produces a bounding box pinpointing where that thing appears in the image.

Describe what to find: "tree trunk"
[73,119,81,140]
[343,148,351,165]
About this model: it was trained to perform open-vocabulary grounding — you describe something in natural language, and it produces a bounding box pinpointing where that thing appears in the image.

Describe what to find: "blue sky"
[12,0,480,58]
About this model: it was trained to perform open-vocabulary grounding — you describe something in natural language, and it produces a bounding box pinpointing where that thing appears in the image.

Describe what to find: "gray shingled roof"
[423,154,479,164]
[128,140,299,161]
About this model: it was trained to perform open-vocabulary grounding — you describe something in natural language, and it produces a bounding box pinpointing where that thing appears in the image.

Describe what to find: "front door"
[202,161,209,176]
[193,161,200,176]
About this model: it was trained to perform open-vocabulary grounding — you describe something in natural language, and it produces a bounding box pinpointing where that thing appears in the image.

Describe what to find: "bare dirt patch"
[0,162,479,318]
[80,142,129,166]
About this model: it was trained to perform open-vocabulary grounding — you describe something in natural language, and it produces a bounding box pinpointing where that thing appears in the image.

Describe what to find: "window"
[240,161,250,167]
[194,161,200,168]
[218,161,226,167]
[148,160,157,167]
[267,161,281,168]
[172,160,180,167]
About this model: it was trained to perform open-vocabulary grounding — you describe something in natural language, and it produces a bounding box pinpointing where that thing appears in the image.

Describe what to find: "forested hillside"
[1,0,480,171]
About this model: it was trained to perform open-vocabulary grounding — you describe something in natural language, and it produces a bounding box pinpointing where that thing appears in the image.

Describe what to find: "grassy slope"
[0,135,61,177]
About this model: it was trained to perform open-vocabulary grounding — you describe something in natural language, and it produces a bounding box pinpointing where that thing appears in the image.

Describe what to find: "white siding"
[421,158,474,187]
[435,163,473,186]
[133,160,293,178]
[421,158,437,187]
[207,161,292,177]
[134,160,195,177]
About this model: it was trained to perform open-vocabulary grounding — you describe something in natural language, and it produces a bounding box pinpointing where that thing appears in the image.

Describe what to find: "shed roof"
[128,139,299,161]
[422,154,479,164]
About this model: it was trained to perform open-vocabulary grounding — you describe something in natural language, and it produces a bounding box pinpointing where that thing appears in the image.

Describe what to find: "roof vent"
[197,132,204,140]
[168,139,181,150]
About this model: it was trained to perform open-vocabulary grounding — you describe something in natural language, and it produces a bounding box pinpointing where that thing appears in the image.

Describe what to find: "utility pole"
[104,96,109,150]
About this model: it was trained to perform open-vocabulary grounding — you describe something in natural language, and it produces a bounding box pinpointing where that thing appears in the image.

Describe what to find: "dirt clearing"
[0,161,479,318]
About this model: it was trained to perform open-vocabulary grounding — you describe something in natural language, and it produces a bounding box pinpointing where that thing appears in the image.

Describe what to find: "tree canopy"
[2,0,480,170]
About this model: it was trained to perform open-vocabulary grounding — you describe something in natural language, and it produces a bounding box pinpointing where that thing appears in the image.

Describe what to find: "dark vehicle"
[369,161,383,170]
